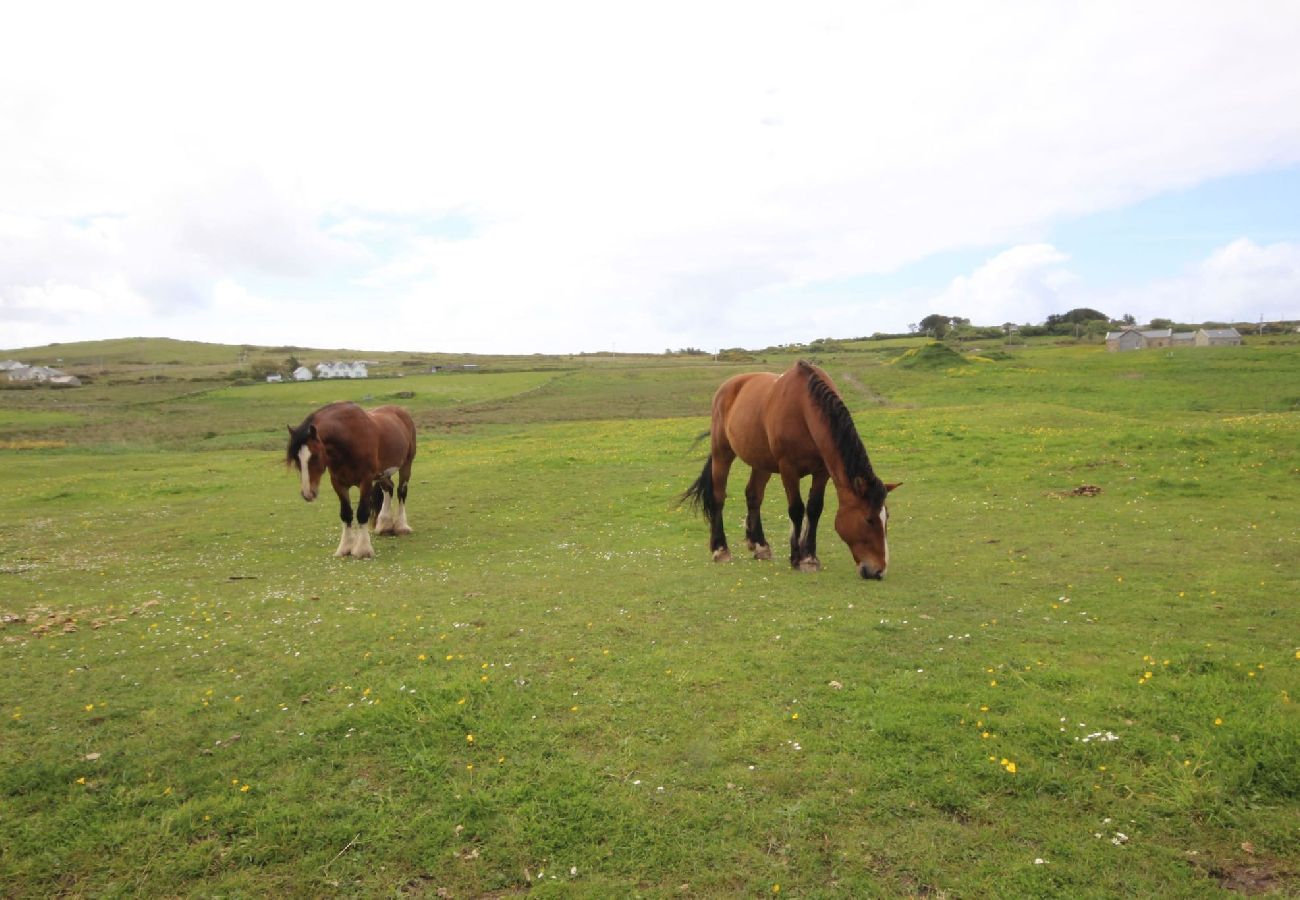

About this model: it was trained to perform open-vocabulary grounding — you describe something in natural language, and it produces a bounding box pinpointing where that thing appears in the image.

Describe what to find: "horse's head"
[834,479,900,580]
[286,422,326,502]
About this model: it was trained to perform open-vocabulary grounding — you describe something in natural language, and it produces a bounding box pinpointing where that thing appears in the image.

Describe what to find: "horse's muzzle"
[301,490,317,502]
[859,564,884,581]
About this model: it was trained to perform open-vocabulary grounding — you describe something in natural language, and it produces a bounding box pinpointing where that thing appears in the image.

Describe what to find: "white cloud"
[3,1,1300,351]
[925,238,1300,328]
[927,244,1077,327]
[1106,239,1300,324]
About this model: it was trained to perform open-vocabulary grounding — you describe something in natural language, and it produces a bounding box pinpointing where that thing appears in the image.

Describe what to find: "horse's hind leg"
[744,470,773,560]
[708,451,735,562]
[373,477,396,535]
[394,466,413,535]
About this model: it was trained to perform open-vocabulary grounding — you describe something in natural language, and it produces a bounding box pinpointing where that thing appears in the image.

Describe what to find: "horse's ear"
[851,476,869,496]
[286,424,294,435]
[885,482,902,493]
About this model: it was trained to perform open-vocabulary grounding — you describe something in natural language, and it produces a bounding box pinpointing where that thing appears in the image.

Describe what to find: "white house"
[0,360,24,371]
[8,365,64,382]
[266,373,283,383]
[292,366,313,381]
[6,365,80,385]
[314,361,369,379]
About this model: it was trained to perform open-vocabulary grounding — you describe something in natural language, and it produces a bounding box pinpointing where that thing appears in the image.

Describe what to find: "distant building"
[266,373,283,383]
[1106,325,1239,352]
[292,366,313,381]
[0,360,24,371]
[1196,327,1242,347]
[6,365,80,386]
[9,365,61,382]
[1140,328,1172,349]
[315,361,368,379]
[1105,328,1145,352]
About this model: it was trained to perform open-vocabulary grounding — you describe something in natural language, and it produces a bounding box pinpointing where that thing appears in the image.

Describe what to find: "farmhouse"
[0,360,24,371]
[1196,327,1242,346]
[266,373,283,383]
[1105,326,1230,352]
[292,366,313,381]
[1105,328,1145,352]
[314,361,369,379]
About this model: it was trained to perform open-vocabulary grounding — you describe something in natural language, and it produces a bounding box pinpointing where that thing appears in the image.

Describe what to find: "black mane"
[285,414,316,466]
[802,361,887,507]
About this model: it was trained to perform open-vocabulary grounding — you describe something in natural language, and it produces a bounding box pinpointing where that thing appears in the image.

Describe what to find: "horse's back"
[714,363,825,474]
[368,405,417,468]
[713,371,783,470]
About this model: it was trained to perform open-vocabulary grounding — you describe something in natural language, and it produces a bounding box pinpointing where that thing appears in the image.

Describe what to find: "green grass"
[1,340,1297,897]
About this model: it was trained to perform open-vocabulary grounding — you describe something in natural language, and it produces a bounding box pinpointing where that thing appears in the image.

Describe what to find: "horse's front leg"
[778,465,805,569]
[800,470,829,572]
[744,469,773,560]
[779,465,819,572]
[349,477,376,558]
[333,485,356,558]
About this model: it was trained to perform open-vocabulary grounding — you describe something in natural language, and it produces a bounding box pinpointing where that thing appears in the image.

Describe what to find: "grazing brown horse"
[286,402,417,558]
[682,360,898,579]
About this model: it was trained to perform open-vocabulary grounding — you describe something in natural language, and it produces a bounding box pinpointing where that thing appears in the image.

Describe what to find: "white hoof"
[350,528,375,559]
[334,524,355,557]
[798,557,822,573]
[712,548,732,563]
[753,544,773,560]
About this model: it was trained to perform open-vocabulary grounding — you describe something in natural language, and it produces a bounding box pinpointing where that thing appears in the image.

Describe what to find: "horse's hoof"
[393,525,413,536]
[712,548,732,563]
[753,544,773,560]
[798,557,821,573]
[351,548,375,560]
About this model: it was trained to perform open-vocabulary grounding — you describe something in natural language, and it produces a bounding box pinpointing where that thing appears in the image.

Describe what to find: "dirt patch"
[1213,862,1285,895]
[1046,484,1103,498]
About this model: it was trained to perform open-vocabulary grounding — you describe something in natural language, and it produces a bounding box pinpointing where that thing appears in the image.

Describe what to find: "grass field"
[1,338,1297,897]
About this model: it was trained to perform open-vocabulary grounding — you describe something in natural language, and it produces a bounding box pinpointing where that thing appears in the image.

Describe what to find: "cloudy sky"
[3,2,1299,354]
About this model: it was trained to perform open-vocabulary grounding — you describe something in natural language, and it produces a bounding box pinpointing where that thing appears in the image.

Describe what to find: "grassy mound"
[892,341,967,369]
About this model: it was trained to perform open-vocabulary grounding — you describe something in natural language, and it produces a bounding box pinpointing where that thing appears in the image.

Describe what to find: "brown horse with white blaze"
[682,360,898,579]
[286,402,417,558]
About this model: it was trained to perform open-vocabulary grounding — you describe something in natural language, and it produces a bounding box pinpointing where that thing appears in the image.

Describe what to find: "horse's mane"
[801,361,887,507]
[285,414,316,466]
[285,402,355,466]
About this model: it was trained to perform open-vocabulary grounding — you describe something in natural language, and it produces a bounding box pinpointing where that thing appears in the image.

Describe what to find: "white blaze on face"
[880,506,889,570]
[297,445,313,498]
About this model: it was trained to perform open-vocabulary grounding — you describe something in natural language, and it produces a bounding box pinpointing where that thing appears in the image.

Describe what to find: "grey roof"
[1199,328,1241,338]
[1140,328,1172,339]
[0,360,24,370]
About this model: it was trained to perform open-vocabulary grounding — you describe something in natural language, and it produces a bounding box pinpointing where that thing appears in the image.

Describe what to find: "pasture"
[1,339,1297,897]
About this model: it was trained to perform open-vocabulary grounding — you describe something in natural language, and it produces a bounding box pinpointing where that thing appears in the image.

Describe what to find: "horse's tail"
[679,453,718,523]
